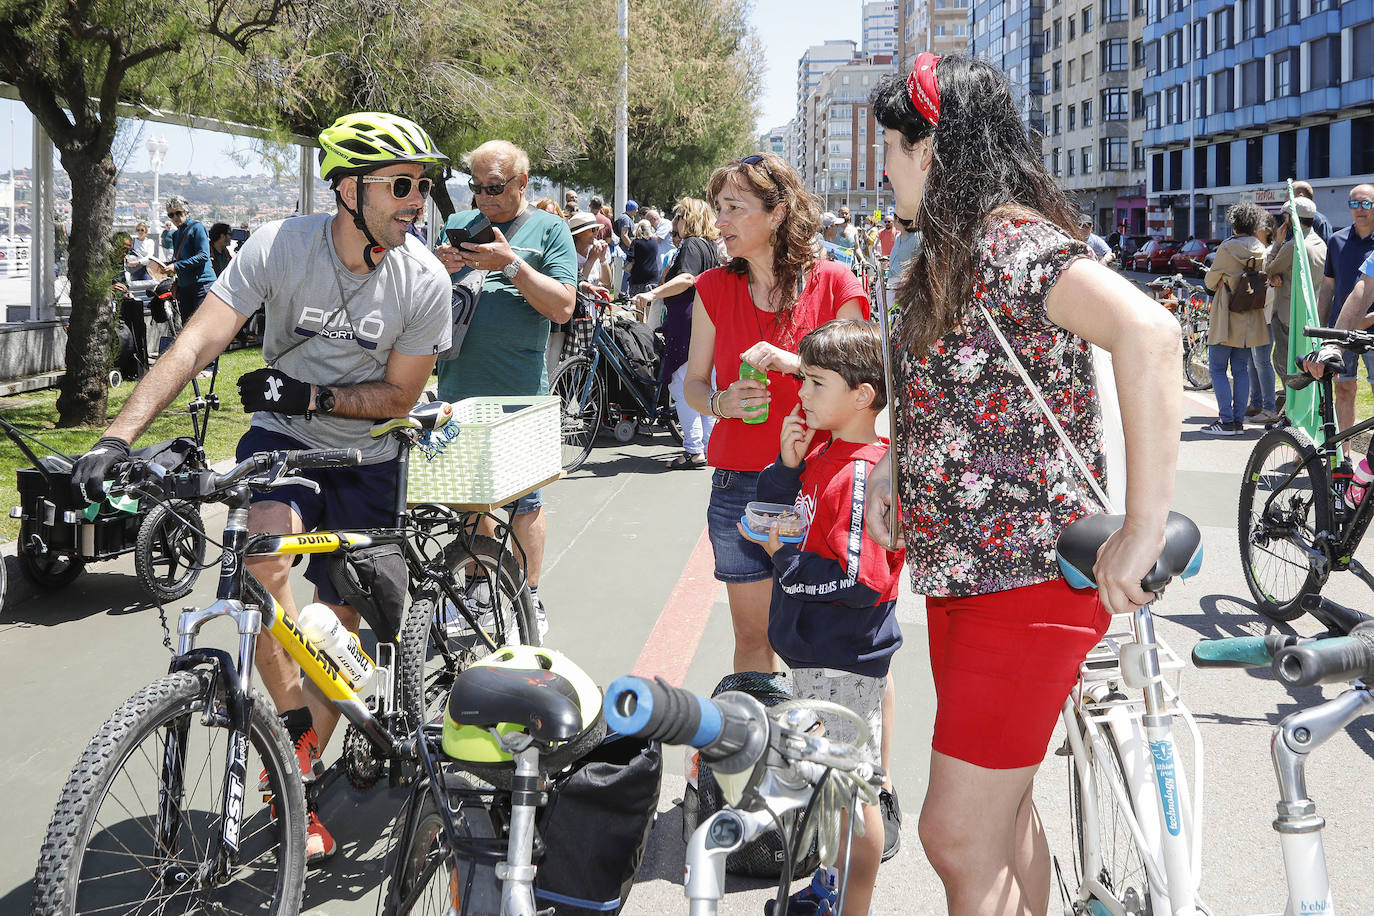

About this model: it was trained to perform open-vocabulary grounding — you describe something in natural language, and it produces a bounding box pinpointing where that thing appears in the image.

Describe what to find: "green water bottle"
[739,361,768,424]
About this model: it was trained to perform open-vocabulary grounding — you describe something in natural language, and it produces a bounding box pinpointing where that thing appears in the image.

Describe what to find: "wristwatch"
[316,386,336,415]
[502,258,524,280]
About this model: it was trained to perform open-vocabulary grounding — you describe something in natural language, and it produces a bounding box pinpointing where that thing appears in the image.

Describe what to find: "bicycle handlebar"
[1191,634,1296,668]
[603,676,771,774]
[283,448,363,469]
[1275,624,1374,688]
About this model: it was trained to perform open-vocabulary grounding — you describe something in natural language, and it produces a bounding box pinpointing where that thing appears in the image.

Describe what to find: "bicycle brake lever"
[265,475,321,493]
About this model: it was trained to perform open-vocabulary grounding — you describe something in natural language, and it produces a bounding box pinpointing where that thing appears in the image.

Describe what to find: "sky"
[0,4,863,176]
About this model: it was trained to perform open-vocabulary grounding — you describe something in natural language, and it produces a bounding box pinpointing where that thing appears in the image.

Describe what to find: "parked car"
[1131,239,1183,273]
[1118,235,1150,260]
[1170,239,1221,277]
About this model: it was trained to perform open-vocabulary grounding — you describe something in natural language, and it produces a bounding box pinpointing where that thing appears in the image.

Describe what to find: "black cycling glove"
[238,367,312,415]
[70,436,131,504]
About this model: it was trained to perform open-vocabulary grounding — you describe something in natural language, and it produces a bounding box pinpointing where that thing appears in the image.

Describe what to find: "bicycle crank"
[342,723,384,791]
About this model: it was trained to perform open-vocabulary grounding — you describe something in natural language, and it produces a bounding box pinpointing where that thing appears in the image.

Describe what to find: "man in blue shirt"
[435,140,577,639]
[1319,183,1374,436]
[165,195,216,323]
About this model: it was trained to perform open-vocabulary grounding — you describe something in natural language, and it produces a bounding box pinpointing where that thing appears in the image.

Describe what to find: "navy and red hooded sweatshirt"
[757,438,905,678]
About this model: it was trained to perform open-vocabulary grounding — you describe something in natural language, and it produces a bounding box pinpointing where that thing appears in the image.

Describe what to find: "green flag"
[1284,180,1323,446]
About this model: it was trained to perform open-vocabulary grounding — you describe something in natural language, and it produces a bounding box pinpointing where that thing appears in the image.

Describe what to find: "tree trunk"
[55,146,119,429]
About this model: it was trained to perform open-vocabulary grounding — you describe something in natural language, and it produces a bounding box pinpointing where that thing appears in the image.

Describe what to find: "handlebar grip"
[1274,625,1374,688]
[1304,327,1352,340]
[1191,635,1289,668]
[603,676,770,771]
[284,448,363,469]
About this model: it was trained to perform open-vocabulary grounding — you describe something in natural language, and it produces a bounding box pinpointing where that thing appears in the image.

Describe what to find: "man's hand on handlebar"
[70,437,132,504]
[1302,344,1345,380]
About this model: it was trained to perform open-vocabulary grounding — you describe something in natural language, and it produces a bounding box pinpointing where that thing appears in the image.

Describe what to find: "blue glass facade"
[971,0,1047,133]
[1142,0,1374,237]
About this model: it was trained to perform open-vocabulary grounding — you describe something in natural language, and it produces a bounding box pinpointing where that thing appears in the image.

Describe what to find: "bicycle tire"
[1182,325,1211,391]
[32,671,306,915]
[134,500,207,604]
[384,777,501,916]
[1238,426,1331,621]
[400,535,536,727]
[1068,716,1153,916]
[17,539,85,589]
[552,355,604,472]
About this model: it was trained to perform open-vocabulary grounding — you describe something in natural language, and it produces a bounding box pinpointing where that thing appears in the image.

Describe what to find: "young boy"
[738,319,905,916]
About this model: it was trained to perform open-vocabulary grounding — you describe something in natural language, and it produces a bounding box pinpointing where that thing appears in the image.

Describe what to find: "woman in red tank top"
[681,152,868,674]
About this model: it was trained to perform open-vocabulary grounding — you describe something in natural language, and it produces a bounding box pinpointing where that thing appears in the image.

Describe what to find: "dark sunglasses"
[739,153,778,186]
[360,174,433,200]
[168,210,186,217]
[468,175,520,196]
[1350,200,1374,210]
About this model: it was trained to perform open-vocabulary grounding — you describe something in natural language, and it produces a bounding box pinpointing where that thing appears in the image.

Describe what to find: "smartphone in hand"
[446,215,496,248]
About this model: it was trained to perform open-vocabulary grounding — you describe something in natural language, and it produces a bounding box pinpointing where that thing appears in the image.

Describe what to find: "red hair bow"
[906,52,942,126]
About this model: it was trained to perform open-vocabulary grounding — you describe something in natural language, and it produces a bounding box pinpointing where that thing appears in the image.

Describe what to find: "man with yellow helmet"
[71,111,453,865]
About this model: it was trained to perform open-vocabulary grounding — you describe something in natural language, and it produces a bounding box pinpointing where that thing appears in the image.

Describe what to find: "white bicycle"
[1054,511,1210,916]
[1192,593,1374,916]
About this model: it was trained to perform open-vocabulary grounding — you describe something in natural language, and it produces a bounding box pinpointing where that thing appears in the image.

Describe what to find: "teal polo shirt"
[436,206,578,400]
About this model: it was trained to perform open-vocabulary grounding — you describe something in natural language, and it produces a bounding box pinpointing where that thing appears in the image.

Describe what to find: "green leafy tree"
[0,0,305,426]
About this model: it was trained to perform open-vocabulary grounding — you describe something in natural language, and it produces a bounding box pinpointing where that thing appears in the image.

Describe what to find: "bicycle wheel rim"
[1070,725,1152,915]
[1238,429,1327,620]
[58,682,299,913]
[553,356,603,472]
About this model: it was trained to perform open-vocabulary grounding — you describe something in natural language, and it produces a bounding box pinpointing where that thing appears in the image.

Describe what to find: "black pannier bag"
[686,671,821,879]
[533,732,662,915]
[327,545,408,644]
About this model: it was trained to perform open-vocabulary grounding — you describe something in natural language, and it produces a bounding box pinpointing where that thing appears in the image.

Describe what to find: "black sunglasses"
[360,174,433,200]
[468,175,520,196]
[739,153,778,186]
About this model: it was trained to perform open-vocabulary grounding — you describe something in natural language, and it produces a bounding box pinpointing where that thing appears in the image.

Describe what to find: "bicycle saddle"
[1055,511,1202,595]
[370,400,453,438]
[446,665,583,744]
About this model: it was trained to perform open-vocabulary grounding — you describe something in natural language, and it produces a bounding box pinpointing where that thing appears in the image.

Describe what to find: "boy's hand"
[865,452,904,550]
[737,520,784,556]
[780,404,816,468]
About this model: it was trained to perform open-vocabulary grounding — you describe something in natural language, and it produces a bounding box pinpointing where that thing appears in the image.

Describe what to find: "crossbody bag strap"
[978,304,1113,511]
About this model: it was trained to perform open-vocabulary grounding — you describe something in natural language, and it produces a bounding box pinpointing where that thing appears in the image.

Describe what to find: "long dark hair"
[871,56,1081,353]
[706,152,821,325]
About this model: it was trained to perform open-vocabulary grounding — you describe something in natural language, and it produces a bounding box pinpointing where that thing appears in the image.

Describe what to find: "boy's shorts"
[790,668,885,777]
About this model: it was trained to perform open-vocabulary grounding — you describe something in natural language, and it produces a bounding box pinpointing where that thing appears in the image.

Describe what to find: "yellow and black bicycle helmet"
[317,111,448,183]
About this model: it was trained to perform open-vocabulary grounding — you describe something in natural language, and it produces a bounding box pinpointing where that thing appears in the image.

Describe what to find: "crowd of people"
[63,46,1374,916]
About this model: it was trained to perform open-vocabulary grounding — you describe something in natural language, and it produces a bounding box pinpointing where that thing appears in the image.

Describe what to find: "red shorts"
[926,578,1110,770]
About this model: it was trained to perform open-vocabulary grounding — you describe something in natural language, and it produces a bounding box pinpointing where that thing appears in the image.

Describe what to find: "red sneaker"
[260,726,322,791]
[305,810,336,867]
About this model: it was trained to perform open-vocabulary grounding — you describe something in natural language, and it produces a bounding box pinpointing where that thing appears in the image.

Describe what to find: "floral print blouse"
[893,217,1105,597]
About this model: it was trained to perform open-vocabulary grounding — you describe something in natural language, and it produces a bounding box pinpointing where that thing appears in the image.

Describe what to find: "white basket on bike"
[407,396,561,506]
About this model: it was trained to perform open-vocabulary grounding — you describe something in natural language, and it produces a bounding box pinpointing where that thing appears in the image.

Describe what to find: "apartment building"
[1142,0,1374,239]
[897,0,972,74]
[760,123,795,165]
[796,40,860,185]
[864,1,901,57]
[808,55,896,215]
[969,0,1046,135]
[1041,0,1152,233]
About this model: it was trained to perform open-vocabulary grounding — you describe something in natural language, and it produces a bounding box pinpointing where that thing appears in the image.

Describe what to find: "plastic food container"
[741,501,806,543]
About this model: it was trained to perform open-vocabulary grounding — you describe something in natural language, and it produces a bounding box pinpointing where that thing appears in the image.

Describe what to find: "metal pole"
[299,145,314,215]
[9,101,15,238]
[615,0,628,218]
[32,118,55,320]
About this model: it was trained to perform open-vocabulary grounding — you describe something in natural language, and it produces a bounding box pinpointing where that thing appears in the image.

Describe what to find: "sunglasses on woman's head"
[738,154,777,186]
[360,174,433,200]
[1350,200,1374,210]
[468,175,519,196]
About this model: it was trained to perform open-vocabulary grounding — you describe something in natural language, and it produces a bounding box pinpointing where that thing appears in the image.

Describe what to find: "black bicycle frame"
[581,307,671,420]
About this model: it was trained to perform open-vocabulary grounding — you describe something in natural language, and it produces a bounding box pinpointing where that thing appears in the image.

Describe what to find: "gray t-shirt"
[213,212,452,462]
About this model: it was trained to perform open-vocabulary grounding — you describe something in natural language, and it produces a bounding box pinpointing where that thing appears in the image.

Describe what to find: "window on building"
[1273,50,1293,98]
[1165,86,1183,124]
[1101,137,1128,170]
[1164,30,1183,70]
[1082,146,1093,174]
[1133,88,1146,118]
[1240,0,1264,40]
[1083,51,1093,77]
[1169,149,1184,190]
[1194,147,1208,188]
[1083,6,1093,32]
[1311,0,1330,12]
[1053,61,1063,90]
[1053,104,1062,133]
[1145,92,1160,128]
[1068,151,1077,176]
[1068,105,1077,130]
[1053,148,1063,176]
[1309,36,1340,90]
[1241,60,1263,106]
[1134,0,1145,16]
[1103,38,1128,72]
[1043,27,1052,49]
[1103,88,1128,120]
[1053,18,1062,46]
[1353,24,1374,81]
[1069,15,1076,39]
[1083,99,1093,125]
[1352,117,1374,174]
[1278,131,1297,180]
[1213,7,1234,50]
[1144,40,1160,76]
[1212,68,1234,112]
[1133,141,1145,171]
[1245,137,1263,184]
[1272,0,1295,28]
[1216,141,1232,186]
[1152,151,1165,190]
[1103,0,1127,22]
[1307,123,1330,179]
[1069,60,1077,85]
[1133,38,1144,68]
[1192,20,1207,59]
[829,104,852,119]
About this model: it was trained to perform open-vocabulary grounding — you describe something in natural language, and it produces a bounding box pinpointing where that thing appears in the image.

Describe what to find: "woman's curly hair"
[706,152,821,329]
[871,55,1082,353]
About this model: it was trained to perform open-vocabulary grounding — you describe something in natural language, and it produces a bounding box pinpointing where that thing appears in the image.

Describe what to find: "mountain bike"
[1192,593,1374,915]
[32,412,538,915]
[1148,273,1212,391]
[383,666,882,916]
[1238,326,1374,623]
[551,292,682,472]
[1054,510,1209,915]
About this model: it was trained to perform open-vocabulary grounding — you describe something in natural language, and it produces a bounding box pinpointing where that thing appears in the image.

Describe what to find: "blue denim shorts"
[706,468,772,584]
[1338,349,1374,382]
[511,488,541,516]
[237,426,400,604]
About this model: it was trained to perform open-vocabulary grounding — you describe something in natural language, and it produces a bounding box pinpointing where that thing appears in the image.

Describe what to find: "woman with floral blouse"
[867,55,1182,914]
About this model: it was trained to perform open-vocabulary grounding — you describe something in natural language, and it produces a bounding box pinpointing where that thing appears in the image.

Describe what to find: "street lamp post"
[147,135,168,254]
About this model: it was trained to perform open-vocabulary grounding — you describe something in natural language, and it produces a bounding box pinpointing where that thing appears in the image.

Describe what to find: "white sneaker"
[532,595,549,642]
[442,579,496,636]
[1201,420,1241,436]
